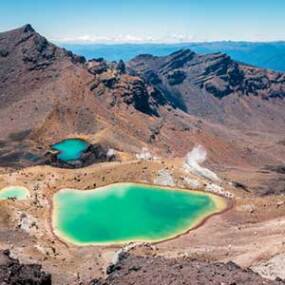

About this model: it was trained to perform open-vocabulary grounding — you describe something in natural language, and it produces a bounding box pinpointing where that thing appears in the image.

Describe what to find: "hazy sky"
[0,0,284,43]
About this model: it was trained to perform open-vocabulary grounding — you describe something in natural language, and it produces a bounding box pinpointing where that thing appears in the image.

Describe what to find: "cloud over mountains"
[51,33,196,44]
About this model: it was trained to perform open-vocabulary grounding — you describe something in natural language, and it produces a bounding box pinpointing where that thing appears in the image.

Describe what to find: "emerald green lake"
[52,138,89,162]
[53,183,226,245]
[0,186,29,200]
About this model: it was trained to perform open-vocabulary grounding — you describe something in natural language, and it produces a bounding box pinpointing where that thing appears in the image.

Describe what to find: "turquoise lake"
[0,186,29,200]
[53,183,226,245]
[52,138,89,162]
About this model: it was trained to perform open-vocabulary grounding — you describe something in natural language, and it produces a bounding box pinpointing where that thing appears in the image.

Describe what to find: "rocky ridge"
[90,252,285,285]
[128,49,285,129]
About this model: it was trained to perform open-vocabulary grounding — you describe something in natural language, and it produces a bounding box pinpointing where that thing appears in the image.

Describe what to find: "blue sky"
[0,0,284,43]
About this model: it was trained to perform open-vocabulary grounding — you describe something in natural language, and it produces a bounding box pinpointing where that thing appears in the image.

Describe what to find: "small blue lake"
[52,139,89,162]
[0,186,29,200]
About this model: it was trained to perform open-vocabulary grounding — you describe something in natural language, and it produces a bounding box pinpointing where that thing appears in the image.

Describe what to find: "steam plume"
[185,145,220,182]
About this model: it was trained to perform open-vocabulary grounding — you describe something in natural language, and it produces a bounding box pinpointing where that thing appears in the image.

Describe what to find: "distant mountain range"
[60,41,285,72]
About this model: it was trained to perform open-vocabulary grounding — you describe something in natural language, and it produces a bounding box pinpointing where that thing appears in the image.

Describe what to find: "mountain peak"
[21,24,35,33]
[169,48,195,57]
[0,24,35,36]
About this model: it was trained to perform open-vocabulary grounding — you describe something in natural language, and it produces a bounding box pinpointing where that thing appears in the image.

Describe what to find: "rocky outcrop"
[89,66,168,116]
[0,250,51,285]
[116,60,126,74]
[167,70,186,85]
[252,254,285,281]
[161,49,195,70]
[90,253,285,285]
[264,165,285,174]
[87,58,108,75]
[125,78,154,114]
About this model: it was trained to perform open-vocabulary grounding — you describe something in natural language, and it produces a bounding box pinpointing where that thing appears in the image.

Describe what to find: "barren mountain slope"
[0,25,284,194]
[0,26,249,166]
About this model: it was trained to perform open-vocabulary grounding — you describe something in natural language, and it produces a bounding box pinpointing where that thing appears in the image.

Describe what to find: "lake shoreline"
[50,182,231,247]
